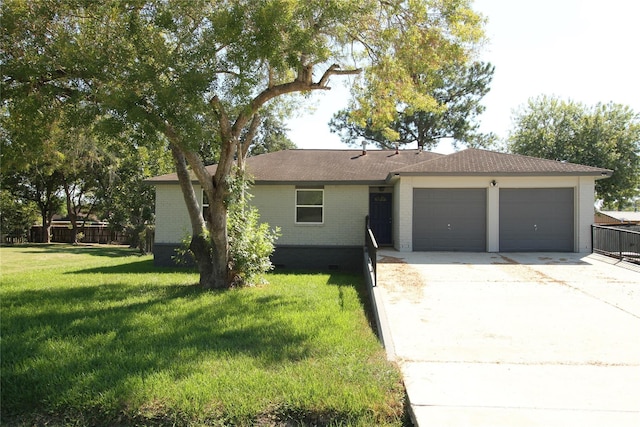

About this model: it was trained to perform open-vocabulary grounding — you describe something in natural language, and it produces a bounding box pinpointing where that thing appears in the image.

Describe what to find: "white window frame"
[202,190,209,219]
[295,188,324,224]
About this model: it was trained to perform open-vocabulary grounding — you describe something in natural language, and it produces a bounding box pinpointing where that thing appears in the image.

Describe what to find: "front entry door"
[369,193,392,245]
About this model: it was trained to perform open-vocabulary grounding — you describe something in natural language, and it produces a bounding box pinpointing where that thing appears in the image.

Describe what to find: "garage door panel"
[413,189,486,251]
[500,188,574,252]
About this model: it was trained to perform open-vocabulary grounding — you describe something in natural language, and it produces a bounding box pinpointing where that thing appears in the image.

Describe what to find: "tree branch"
[238,113,261,168]
[170,143,206,236]
[317,64,362,88]
[231,64,362,137]
[209,95,237,189]
[164,121,215,198]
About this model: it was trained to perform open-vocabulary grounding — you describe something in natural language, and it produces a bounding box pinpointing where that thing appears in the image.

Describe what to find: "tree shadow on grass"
[327,272,381,339]
[1,282,312,423]
[270,271,377,333]
[68,259,194,275]
[15,243,143,258]
[269,270,370,317]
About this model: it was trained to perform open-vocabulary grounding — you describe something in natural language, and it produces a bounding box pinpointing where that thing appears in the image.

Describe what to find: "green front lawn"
[0,244,406,426]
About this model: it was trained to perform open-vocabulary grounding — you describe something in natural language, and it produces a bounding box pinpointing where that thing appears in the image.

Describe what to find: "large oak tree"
[2,0,486,288]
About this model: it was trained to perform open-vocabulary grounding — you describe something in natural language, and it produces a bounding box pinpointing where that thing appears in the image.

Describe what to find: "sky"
[286,0,640,153]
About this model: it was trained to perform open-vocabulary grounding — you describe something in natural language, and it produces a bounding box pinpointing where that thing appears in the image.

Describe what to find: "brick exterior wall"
[152,183,370,269]
[153,242,362,272]
[250,184,369,246]
[154,185,193,244]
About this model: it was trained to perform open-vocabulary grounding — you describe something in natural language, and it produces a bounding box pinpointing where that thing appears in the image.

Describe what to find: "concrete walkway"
[373,251,640,427]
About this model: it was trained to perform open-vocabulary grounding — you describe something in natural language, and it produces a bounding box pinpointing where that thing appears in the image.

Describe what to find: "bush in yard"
[228,202,280,287]
[174,172,280,286]
[227,172,280,286]
[173,231,198,266]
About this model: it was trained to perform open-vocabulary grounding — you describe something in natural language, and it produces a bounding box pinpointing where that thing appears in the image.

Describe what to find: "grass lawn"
[0,244,407,426]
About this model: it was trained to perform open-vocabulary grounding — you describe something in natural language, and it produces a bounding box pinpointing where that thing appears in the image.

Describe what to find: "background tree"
[58,138,101,245]
[508,96,640,209]
[0,60,68,244]
[248,109,297,156]
[1,98,168,245]
[0,189,39,242]
[330,61,496,150]
[2,0,486,288]
[92,129,174,247]
[0,167,65,243]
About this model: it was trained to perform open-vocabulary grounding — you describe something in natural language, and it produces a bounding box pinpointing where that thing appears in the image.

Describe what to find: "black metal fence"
[592,224,640,264]
[365,215,379,285]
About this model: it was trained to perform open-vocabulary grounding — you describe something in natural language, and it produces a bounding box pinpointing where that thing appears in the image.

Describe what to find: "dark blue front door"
[369,193,392,245]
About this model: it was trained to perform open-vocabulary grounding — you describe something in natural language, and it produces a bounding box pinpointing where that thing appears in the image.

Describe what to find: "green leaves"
[225,170,281,286]
[3,0,487,154]
[0,189,39,240]
[3,0,487,139]
[2,0,487,287]
[344,0,486,139]
[331,61,495,149]
[508,96,640,208]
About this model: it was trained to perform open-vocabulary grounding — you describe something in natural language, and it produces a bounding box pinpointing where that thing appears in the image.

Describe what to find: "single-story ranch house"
[147,148,612,270]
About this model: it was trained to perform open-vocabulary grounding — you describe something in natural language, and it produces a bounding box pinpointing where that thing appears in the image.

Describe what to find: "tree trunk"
[170,143,228,289]
[41,212,51,243]
[62,178,79,244]
[37,201,55,243]
[189,232,216,288]
[44,219,52,243]
[69,216,79,244]
[206,191,231,288]
[37,196,49,243]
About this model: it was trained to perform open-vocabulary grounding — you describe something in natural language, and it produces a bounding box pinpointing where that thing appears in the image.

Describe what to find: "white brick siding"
[154,183,369,246]
[154,185,197,243]
[153,175,598,253]
[251,184,369,246]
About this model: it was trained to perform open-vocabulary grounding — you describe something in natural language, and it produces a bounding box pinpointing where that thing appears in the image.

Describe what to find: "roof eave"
[144,178,198,185]
[391,171,613,178]
[253,179,388,186]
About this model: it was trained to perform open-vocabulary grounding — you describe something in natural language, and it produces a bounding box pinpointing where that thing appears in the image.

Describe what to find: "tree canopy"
[2,0,486,288]
[330,61,496,150]
[508,96,640,209]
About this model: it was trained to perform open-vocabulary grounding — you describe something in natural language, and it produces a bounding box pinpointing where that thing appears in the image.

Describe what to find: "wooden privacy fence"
[30,224,127,244]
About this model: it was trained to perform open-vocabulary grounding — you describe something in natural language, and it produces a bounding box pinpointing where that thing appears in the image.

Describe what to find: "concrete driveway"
[374,251,640,427]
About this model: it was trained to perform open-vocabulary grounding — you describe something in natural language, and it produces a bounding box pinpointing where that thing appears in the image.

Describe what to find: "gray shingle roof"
[147,148,612,184]
[244,149,442,183]
[147,149,443,184]
[392,148,613,177]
